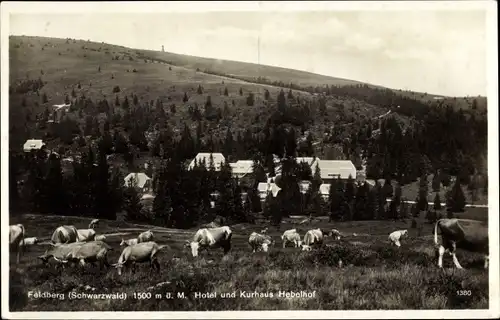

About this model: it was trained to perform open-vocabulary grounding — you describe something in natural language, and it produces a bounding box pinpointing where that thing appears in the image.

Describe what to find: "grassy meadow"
[9,210,489,311]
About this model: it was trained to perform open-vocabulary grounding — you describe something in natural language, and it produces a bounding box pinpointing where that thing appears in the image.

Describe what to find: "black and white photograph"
[2,1,499,318]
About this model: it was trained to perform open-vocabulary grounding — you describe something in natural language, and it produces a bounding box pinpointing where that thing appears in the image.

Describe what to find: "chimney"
[162,45,164,52]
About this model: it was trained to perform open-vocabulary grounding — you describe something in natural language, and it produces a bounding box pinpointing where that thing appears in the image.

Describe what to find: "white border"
[1,1,498,319]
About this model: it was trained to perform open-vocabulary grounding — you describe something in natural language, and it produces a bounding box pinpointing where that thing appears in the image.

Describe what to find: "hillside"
[9,35,402,151]
[8,35,488,225]
[9,35,487,156]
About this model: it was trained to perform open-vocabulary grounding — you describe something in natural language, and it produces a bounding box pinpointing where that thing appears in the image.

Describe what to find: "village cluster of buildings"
[22,137,362,206]
[187,153,361,203]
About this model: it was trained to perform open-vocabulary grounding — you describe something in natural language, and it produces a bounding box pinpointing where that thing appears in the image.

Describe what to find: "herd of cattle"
[8,218,489,277]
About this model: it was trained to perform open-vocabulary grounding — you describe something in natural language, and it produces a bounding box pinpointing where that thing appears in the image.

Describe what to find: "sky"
[8,7,490,97]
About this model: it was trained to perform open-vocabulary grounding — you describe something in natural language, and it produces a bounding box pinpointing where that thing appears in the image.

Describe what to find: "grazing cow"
[112,241,168,275]
[38,242,85,267]
[77,228,97,242]
[9,224,25,264]
[20,237,39,247]
[434,218,489,269]
[51,225,79,244]
[66,241,113,268]
[388,230,408,247]
[301,228,325,251]
[281,229,302,248]
[185,226,232,257]
[88,219,100,229]
[248,232,273,253]
[95,235,107,241]
[138,230,154,243]
[120,238,139,247]
[301,245,312,252]
[327,229,342,240]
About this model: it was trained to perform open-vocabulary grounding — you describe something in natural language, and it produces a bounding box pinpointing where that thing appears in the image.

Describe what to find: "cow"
[9,224,25,264]
[66,241,113,269]
[51,225,79,244]
[138,230,154,243]
[38,242,85,268]
[301,245,313,251]
[112,241,169,276]
[433,218,489,269]
[95,235,107,241]
[20,237,39,247]
[88,219,100,229]
[76,228,97,242]
[185,226,232,257]
[301,228,325,251]
[120,238,139,247]
[281,229,302,248]
[248,232,274,253]
[388,229,408,247]
[327,229,342,240]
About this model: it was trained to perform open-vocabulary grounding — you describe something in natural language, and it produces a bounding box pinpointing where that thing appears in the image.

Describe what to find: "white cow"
[112,241,168,275]
[119,230,153,247]
[88,219,100,229]
[327,229,342,240]
[138,230,154,243]
[20,237,39,247]
[120,238,139,247]
[95,235,107,241]
[38,242,85,268]
[301,228,325,251]
[9,224,26,264]
[434,218,489,269]
[388,229,408,247]
[76,228,97,242]
[281,229,302,248]
[66,241,113,268]
[51,225,80,244]
[185,226,232,257]
[248,232,274,253]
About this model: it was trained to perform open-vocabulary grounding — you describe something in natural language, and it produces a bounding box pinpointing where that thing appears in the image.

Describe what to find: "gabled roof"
[23,139,45,151]
[188,152,226,171]
[124,173,151,188]
[318,160,357,180]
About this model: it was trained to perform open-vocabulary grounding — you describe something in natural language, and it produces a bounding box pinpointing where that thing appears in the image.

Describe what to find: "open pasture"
[8,211,489,311]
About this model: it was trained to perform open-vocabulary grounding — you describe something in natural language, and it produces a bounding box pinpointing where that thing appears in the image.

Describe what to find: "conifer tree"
[311,163,322,194]
[433,192,442,211]
[447,179,466,212]
[45,154,65,215]
[264,89,270,100]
